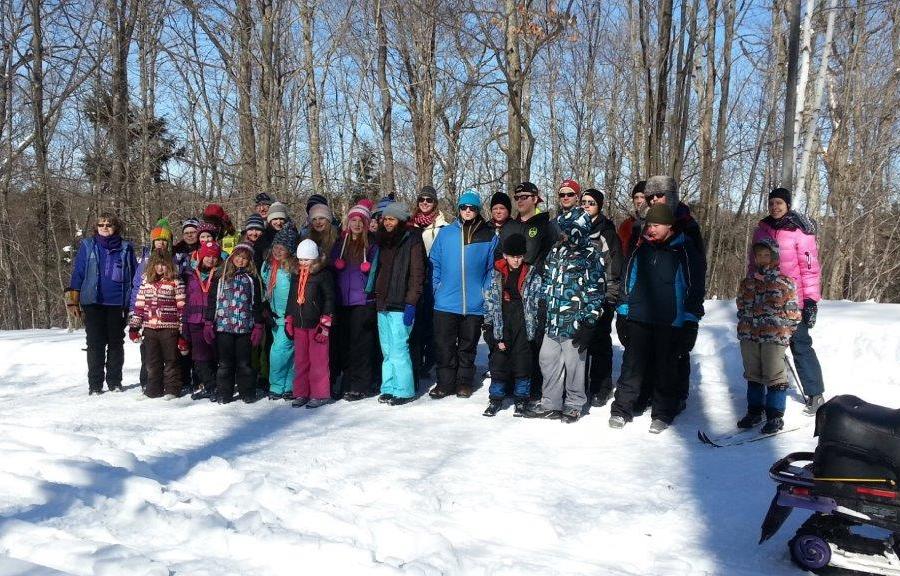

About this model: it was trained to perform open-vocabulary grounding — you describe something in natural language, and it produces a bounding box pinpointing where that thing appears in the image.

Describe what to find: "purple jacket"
[183,267,215,325]
[330,235,377,307]
[750,213,821,308]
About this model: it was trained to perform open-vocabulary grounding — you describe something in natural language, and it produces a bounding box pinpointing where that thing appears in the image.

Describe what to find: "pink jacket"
[750,217,821,308]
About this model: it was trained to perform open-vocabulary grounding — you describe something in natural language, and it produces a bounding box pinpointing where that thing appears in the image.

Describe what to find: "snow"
[1,300,898,575]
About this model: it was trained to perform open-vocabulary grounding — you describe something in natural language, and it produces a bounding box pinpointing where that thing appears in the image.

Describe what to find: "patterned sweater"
[737,239,801,346]
[129,279,186,331]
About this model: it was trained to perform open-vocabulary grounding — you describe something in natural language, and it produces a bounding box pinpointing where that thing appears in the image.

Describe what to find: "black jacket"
[374,228,426,312]
[286,262,336,328]
[589,214,625,306]
[515,211,559,271]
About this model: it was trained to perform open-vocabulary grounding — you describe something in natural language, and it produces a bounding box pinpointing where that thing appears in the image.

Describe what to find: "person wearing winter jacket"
[429,190,498,399]
[203,243,265,403]
[581,188,625,407]
[609,204,706,433]
[128,254,186,399]
[242,213,268,270]
[372,202,426,405]
[331,200,378,401]
[411,185,449,255]
[481,233,542,417]
[183,241,221,400]
[736,238,802,434]
[306,203,339,264]
[617,180,647,259]
[285,239,336,409]
[750,187,825,414]
[173,218,200,271]
[202,203,239,255]
[66,212,137,395]
[261,227,299,400]
[524,198,606,424]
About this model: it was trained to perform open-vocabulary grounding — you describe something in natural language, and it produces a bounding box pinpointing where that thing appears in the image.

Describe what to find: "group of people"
[64,177,826,433]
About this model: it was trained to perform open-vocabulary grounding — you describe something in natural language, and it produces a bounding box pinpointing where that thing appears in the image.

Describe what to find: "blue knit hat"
[272,226,299,252]
[373,195,393,217]
[457,189,481,209]
[244,213,266,232]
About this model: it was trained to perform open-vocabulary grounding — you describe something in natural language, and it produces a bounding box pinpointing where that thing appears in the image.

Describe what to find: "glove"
[403,304,416,327]
[177,336,190,356]
[680,321,699,355]
[250,323,264,347]
[802,299,817,329]
[605,283,621,308]
[203,321,216,345]
[314,315,332,343]
[571,321,596,354]
[284,315,295,340]
[263,304,279,329]
[64,289,82,318]
[128,329,141,343]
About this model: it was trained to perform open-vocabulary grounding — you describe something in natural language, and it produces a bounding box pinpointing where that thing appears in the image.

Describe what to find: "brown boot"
[456,385,473,398]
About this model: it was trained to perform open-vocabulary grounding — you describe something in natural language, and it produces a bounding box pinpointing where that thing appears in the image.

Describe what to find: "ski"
[697,425,807,448]
[695,427,756,445]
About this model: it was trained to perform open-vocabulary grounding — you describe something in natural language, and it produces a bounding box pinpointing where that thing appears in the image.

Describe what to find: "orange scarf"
[295,266,311,305]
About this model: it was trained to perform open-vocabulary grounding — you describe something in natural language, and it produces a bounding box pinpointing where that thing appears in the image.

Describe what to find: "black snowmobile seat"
[813,395,900,482]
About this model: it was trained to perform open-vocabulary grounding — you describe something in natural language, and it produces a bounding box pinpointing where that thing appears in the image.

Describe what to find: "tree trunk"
[375,0,396,198]
[301,1,325,196]
[31,0,53,328]
[236,0,258,196]
[504,0,523,191]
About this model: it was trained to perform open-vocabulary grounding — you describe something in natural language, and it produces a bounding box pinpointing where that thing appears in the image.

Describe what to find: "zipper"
[461,221,467,314]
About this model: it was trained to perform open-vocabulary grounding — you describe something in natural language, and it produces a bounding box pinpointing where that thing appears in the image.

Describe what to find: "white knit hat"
[295,238,319,260]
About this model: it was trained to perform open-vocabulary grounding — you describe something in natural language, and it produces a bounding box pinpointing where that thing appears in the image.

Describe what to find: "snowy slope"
[0,300,898,576]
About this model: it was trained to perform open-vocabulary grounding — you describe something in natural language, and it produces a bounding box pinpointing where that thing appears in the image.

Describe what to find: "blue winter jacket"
[69,235,137,307]
[617,231,706,327]
[430,216,498,316]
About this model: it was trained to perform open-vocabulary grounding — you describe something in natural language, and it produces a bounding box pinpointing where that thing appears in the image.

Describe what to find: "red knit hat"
[198,241,221,262]
[203,204,226,221]
[559,179,581,196]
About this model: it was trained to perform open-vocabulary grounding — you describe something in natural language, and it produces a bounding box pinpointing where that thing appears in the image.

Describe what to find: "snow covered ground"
[0,300,898,576]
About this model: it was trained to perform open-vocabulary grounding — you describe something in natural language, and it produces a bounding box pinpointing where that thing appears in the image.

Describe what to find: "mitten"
[177,336,190,356]
[250,323,264,347]
[571,321,596,354]
[802,299,817,329]
[64,289,82,318]
[314,315,332,343]
[202,321,216,345]
[403,304,416,327]
[128,329,141,343]
[680,321,699,354]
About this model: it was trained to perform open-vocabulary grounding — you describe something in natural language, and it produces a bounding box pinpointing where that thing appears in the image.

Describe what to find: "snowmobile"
[760,395,900,574]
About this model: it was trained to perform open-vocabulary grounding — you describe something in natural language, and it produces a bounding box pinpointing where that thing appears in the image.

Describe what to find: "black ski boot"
[483,399,503,417]
[513,400,527,417]
[737,409,764,429]
[762,409,785,434]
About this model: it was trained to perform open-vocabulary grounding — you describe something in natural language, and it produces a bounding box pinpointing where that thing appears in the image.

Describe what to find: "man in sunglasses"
[429,190,498,399]
[617,181,647,258]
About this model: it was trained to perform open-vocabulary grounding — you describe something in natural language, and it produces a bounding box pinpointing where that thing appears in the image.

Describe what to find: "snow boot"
[523,404,562,420]
[649,419,669,434]
[483,399,503,417]
[291,396,310,408]
[267,392,280,400]
[191,386,211,401]
[608,415,626,429]
[378,394,394,404]
[429,387,451,400]
[281,392,293,401]
[306,398,332,409]
[737,409,764,429]
[513,400,527,417]
[388,396,414,406]
[803,394,825,416]
[762,408,785,434]
[89,388,104,396]
[109,385,124,393]
[242,393,259,404]
[163,394,178,401]
[560,407,581,424]
[343,391,367,402]
[590,389,612,408]
[456,385,473,399]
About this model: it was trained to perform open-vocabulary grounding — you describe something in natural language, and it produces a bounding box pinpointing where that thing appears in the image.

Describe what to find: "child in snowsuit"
[203,243,265,403]
[183,240,221,400]
[482,233,542,417]
[129,253,186,399]
[261,227,299,400]
[286,239,335,409]
[736,238,802,433]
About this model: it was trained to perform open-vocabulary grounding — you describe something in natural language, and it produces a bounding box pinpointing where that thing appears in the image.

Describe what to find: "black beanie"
[583,188,604,208]
[490,192,512,212]
[502,233,527,256]
[419,185,437,200]
[769,187,792,207]
[632,180,647,197]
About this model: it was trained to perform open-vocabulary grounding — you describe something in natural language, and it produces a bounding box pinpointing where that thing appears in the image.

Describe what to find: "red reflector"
[791,487,811,496]
[856,487,897,499]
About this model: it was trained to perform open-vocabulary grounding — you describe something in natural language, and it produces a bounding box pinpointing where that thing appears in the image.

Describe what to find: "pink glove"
[284,316,295,340]
[314,315,332,344]
[202,321,216,345]
[250,323,264,347]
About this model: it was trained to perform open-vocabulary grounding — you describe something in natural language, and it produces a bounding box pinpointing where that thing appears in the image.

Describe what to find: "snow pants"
[790,322,824,397]
[268,320,295,395]
[432,311,482,395]
[378,311,415,399]
[187,322,217,391]
[336,304,377,395]
[740,340,788,387]
[292,327,330,400]
[143,328,181,397]
[611,320,681,424]
[409,269,436,379]
[83,304,127,392]
[216,332,256,401]
[484,301,531,399]
[586,303,616,398]
[539,335,587,411]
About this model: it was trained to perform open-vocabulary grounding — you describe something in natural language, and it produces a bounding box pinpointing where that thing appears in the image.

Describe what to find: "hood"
[751,237,781,270]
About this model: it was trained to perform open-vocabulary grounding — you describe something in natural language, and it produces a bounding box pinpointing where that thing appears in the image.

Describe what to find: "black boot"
[737,409,764,429]
[513,400,527,417]
[590,389,612,408]
[483,399,503,417]
[523,403,561,420]
[761,408,785,434]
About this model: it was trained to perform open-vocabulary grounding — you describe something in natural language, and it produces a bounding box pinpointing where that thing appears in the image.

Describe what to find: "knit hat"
[583,188,604,208]
[181,217,200,232]
[490,192,512,212]
[645,175,678,212]
[645,204,675,226]
[255,193,273,206]
[203,204,226,222]
[272,226,299,253]
[296,238,319,260]
[267,201,288,222]
[345,201,373,230]
[458,189,481,209]
[197,221,219,237]
[306,194,328,214]
[559,179,581,196]
[769,187,792,207]
[244,213,266,232]
[230,242,255,259]
[632,180,647,197]
[374,195,393,217]
[418,185,438,201]
[308,203,332,222]
[382,201,411,222]
[150,218,172,243]
[502,233,527,256]
[198,240,221,262]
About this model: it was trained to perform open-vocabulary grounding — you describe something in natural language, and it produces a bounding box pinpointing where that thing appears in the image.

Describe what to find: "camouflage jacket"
[737,239,801,346]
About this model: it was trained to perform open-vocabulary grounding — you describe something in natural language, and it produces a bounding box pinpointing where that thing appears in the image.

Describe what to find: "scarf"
[266,258,281,299]
[413,209,438,228]
[96,234,122,251]
[295,266,311,305]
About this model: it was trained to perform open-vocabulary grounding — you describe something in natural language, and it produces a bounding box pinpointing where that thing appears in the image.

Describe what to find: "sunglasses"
[513,194,534,202]
[459,205,478,212]
[558,192,577,199]
[417,197,435,204]
[581,200,597,207]
[96,223,113,229]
